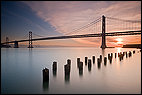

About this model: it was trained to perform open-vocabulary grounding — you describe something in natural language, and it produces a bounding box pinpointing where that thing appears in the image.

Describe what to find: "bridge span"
[1,15,141,49]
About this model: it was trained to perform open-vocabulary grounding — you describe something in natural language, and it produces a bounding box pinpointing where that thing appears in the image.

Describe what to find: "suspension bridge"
[1,15,141,49]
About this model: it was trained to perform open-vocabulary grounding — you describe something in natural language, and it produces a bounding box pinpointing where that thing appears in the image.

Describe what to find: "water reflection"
[97,58,101,69]
[64,63,71,84]
[42,80,49,91]
[104,57,107,66]
[42,68,49,91]
[88,59,92,72]
[97,63,101,69]
[28,48,33,63]
[53,70,57,77]
[77,61,83,77]
[65,73,70,83]
[1,48,141,94]
[79,67,83,77]
[101,49,105,57]
[109,59,112,64]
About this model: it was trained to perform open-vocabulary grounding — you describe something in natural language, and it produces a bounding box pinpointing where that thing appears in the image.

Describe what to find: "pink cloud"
[22,1,141,46]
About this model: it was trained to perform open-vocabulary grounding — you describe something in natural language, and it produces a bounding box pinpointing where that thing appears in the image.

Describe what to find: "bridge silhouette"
[1,15,141,49]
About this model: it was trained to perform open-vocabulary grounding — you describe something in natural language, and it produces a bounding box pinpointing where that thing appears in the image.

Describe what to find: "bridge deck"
[1,30,141,44]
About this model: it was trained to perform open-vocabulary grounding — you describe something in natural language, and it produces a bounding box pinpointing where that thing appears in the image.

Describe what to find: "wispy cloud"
[22,1,141,46]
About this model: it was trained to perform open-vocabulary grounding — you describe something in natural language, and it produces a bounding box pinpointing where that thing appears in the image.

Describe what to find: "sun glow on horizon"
[115,38,123,47]
[116,38,123,44]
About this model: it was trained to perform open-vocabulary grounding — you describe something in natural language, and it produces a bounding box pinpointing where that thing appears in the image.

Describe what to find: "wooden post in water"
[133,50,135,54]
[118,53,120,57]
[100,55,102,63]
[53,61,57,71]
[77,58,80,68]
[67,59,71,66]
[42,68,49,81]
[126,52,127,58]
[104,57,107,66]
[92,56,95,64]
[108,54,110,60]
[85,57,88,65]
[115,53,117,58]
[129,51,132,57]
[64,64,70,75]
[88,59,92,71]
[78,61,83,76]
[64,63,70,82]
[52,61,57,76]
[97,58,101,69]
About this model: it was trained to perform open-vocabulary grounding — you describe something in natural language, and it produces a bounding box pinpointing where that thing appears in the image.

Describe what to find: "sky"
[1,1,141,47]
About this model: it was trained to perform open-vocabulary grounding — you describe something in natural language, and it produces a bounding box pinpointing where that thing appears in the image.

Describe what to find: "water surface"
[1,47,141,94]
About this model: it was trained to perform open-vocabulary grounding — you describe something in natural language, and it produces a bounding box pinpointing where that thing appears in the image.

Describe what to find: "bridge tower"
[14,41,19,48]
[6,37,9,46]
[6,37,10,48]
[28,31,33,48]
[101,15,107,49]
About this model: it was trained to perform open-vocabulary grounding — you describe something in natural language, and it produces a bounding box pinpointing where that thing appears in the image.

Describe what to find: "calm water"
[1,47,141,94]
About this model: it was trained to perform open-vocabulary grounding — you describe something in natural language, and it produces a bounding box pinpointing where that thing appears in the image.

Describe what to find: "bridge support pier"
[14,41,19,48]
[28,31,33,48]
[101,15,107,49]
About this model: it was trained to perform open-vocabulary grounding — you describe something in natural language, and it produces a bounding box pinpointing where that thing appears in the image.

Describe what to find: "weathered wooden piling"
[64,69,70,82]
[97,58,100,64]
[133,50,135,54]
[126,52,127,58]
[119,52,124,61]
[43,80,49,90]
[104,57,107,66]
[129,51,132,57]
[115,53,117,58]
[108,53,112,60]
[64,64,70,75]
[85,57,88,65]
[108,53,112,62]
[64,59,71,82]
[100,55,102,63]
[78,61,83,76]
[77,58,80,67]
[42,68,49,81]
[97,58,101,69]
[122,52,125,56]
[119,54,122,61]
[67,59,71,66]
[77,58,80,63]
[109,58,112,64]
[53,61,57,71]
[118,53,120,57]
[52,61,57,76]
[88,59,92,71]
[78,61,83,69]
[92,56,95,64]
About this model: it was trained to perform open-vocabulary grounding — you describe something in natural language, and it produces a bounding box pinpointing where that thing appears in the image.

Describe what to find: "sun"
[115,38,123,47]
[116,38,123,44]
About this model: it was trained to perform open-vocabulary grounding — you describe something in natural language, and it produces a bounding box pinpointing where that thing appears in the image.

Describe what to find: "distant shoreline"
[122,44,141,49]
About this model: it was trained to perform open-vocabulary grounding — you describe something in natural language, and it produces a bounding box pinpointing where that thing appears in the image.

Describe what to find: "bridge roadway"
[1,30,141,44]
